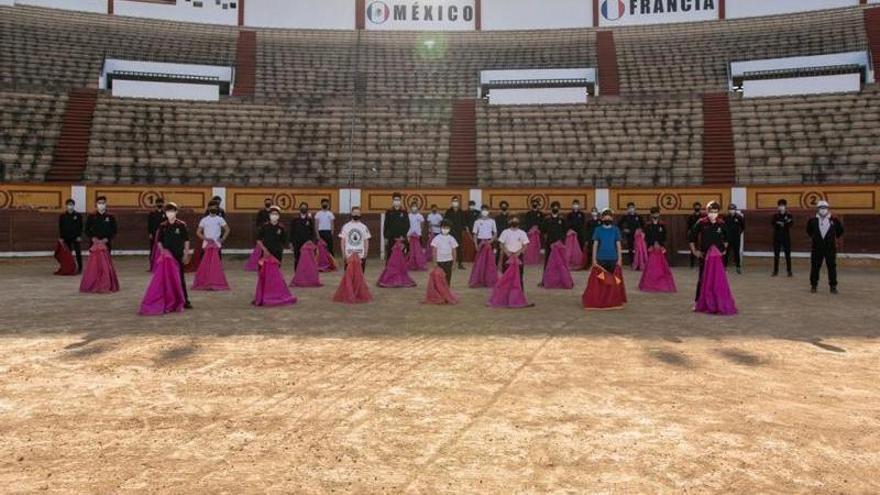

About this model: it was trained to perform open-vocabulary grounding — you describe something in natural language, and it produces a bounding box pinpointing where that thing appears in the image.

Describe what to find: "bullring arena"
[2,0,880,492]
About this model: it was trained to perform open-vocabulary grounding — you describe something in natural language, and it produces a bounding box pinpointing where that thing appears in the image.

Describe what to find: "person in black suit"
[383,192,409,263]
[58,198,84,273]
[806,200,844,294]
[444,197,469,269]
[771,199,794,277]
[85,196,117,252]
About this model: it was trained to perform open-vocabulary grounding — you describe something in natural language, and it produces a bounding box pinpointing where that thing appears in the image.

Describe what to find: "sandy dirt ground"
[0,254,879,494]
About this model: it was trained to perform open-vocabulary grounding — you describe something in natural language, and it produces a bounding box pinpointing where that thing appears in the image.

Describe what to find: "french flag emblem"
[601,0,626,21]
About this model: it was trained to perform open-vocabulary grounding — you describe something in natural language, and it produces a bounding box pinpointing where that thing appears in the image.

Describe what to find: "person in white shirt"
[472,204,497,247]
[339,206,371,270]
[314,199,336,255]
[498,216,530,285]
[426,205,444,235]
[430,220,459,284]
[407,204,425,238]
[197,200,230,255]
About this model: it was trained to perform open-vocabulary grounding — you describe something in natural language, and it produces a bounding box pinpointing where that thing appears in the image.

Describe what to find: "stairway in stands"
[232,30,257,97]
[701,93,736,185]
[46,88,98,182]
[447,99,477,187]
[596,31,620,96]
[865,7,880,77]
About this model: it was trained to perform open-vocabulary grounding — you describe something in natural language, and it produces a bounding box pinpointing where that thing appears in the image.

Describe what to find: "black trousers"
[773,235,792,273]
[597,260,617,273]
[810,247,837,288]
[63,238,82,272]
[318,230,334,255]
[452,231,464,265]
[172,254,190,304]
[695,258,705,302]
[437,261,453,285]
[724,235,742,268]
[293,240,307,268]
[622,233,634,264]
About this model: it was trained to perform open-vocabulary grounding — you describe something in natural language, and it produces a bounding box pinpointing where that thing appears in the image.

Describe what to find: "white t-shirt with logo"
[426,213,443,234]
[407,213,425,237]
[430,233,459,263]
[499,228,530,254]
[198,215,227,244]
[315,210,335,231]
[339,220,371,259]
[472,217,497,240]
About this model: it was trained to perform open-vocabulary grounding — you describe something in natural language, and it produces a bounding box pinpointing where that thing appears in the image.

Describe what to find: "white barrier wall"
[481,0,592,30]
[15,0,105,13]
[489,87,588,105]
[598,0,718,26]
[100,59,233,89]
[112,79,221,101]
[742,73,862,98]
[114,0,237,25]
[246,0,355,29]
[364,0,475,31]
[727,0,858,19]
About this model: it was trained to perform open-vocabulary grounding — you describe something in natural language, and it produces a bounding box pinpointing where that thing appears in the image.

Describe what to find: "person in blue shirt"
[591,208,623,272]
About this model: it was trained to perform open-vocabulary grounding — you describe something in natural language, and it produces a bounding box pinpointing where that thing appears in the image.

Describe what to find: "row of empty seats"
[476,99,704,187]
[730,86,880,185]
[0,91,67,182]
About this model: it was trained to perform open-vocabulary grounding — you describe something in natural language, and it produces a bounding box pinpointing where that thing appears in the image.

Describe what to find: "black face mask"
[602,220,613,226]
[500,206,508,212]
[321,204,329,210]
[694,207,701,213]
[156,205,164,211]
[551,208,559,214]
[351,215,361,221]
[300,208,308,214]
[265,203,272,209]
[209,208,219,215]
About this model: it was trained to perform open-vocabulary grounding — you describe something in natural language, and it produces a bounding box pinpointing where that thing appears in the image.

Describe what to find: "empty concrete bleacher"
[0,91,67,182]
[476,98,704,187]
[731,86,880,185]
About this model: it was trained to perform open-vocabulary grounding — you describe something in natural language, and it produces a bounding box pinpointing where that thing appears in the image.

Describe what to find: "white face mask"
[778,206,786,213]
[269,214,280,223]
[66,205,75,212]
[411,207,418,213]
[628,208,636,214]
[481,210,489,217]
[451,202,459,208]
[708,212,719,221]
[392,200,401,207]
[572,205,580,211]
[96,203,106,213]
[165,211,177,222]
[818,208,829,217]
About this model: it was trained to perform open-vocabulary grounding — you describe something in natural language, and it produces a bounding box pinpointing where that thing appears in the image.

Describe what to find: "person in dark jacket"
[156,202,192,309]
[771,199,794,277]
[290,202,316,268]
[686,201,703,268]
[617,202,644,265]
[541,201,567,269]
[523,200,544,233]
[256,197,273,229]
[58,198,84,273]
[724,203,746,274]
[85,196,117,252]
[147,197,166,268]
[644,206,667,248]
[806,200,844,294]
[257,206,289,262]
[383,192,410,262]
[444,197,469,269]
[566,200,587,247]
[688,201,728,302]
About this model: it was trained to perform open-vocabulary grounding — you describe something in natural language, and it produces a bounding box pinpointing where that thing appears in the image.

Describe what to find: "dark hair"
[440,219,452,228]
[481,204,490,210]
[299,202,308,208]
[392,192,402,199]
[499,200,509,207]
[212,195,222,202]
[164,203,179,212]
[430,204,437,209]
[550,201,561,209]
[626,202,636,208]
[693,202,701,208]
[650,206,660,214]
[777,199,788,206]
[208,199,219,207]
[96,196,107,202]
[65,198,75,205]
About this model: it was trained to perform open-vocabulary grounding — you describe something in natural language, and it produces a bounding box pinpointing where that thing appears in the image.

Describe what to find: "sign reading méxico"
[365,0,476,30]
[600,0,718,26]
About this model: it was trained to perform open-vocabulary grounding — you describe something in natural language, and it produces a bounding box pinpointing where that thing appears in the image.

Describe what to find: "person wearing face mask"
[85,196,117,253]
[498,216,530,286]
[541,201,567,270]
[686,202,703,268]
[617,202,644,265]
[197,200,230,255]
[688,201,728,303]
[204,195,226,219]
[584,207,601,268]
[523,200,544,233]
[426,205,443,237]
[256,198,274,229]
[566,200,587,248]
[806,200,844,294]
[340,206,371,271]
[407,202,426,240]
[771,199,794,277]
[444,197,469,270]
[147,198,166,268]
[644,207,666,249]
[156,202,192,309]
[58,198,84,273]
[724,203,746,274]
[591,209,623,273]
[493,201,511,265]
[472,204,498,247]
[290,202,316,268]
[314,199,336,255]
[257,206,289,263]
[466,200,480,232]
[431,219,459,285]
[383,192,410,262]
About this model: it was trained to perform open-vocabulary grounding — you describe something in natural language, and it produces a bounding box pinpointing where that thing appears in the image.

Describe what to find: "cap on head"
[164,202,179,212]
[392,192,402,200]
[706,201,721,212]
[777,199,788,207]
[601,208,614,217]
[268,205,281,214]
[816,200,830,208]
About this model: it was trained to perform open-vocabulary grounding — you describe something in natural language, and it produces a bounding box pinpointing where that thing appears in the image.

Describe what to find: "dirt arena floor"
[1,254,879,493]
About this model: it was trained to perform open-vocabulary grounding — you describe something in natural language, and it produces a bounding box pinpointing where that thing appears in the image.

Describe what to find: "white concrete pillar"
[71,185,87,212]
[469,188,482,208]
[211,186,226,208]
[595,188,610,210]
[339,188,361,214]
[731,187,747,210]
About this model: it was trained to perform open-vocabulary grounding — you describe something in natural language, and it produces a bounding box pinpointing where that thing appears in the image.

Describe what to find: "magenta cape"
[244,244,261,272]
[638,247,677,293]
[192,241,230,291]
[290,241,322,287]
[468,241,498,288]
[253,255,297,307]
[333,255,373,304]
[407,234,427,271]
[631,229,648,271]
[139,249,186,316]
[53,240,77,276]
[317,238,337,272]
[695,246,738,315]
[148,236,160,273]
[184,242,202,273]
[377,240,416,288]
[424,267,459,305]
[488,256,531,308]
[541,241,574,289]
[524,226,542,265]
[564,230,584,270]
[582,265,627,310]
[79,242,120,294]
